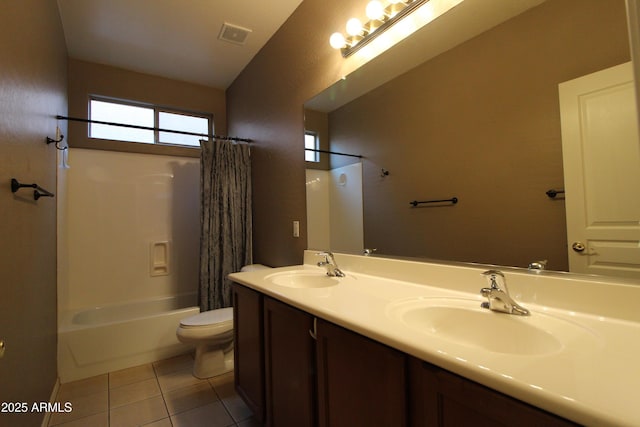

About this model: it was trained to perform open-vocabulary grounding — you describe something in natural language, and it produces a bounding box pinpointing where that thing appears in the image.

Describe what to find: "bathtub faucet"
[316,252,345,277]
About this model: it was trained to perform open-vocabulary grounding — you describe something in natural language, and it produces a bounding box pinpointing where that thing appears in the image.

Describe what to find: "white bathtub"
[58,294,199,383]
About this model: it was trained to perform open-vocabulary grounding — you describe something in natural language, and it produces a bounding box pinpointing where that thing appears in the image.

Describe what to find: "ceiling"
[56,0,304,89]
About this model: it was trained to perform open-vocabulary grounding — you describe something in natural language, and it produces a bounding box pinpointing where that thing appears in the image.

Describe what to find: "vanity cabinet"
[232,282,577,426]
[315,318,408,427]
[408,358,578,427]
[233,283,317,426]
[263,296,316,426]
[232,283,265,422]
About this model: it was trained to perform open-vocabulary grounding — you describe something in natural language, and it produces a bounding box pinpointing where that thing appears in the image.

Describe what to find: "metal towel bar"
[410,197,458,207]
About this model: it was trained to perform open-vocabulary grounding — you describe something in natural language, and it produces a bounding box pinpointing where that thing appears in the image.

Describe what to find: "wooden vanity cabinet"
[263,296,316,426]
[233,282,577,426]
[408,357,579,427]
[232,283,265,422]
[315,319,408,427]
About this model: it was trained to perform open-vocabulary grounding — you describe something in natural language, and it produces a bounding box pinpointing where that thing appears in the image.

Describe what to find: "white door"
[559,62,640,278]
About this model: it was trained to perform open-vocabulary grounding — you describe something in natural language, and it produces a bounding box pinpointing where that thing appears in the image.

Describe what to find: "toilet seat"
[180,307,233,329]
[177,307,233,342]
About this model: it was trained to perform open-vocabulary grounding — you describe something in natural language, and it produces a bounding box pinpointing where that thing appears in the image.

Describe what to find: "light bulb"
[346,18,363,36]
[329,32,346,49]
[389,0,405,3]
[366,1,385,20]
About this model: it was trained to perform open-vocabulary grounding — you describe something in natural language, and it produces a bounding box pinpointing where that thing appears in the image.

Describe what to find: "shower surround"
[57,148,201,381]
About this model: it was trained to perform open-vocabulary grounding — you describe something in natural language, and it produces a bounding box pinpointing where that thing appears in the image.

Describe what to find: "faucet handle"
[481,270,507,291]
[315,251,334,265]
[481,269,504,278]
[528,260,548,271]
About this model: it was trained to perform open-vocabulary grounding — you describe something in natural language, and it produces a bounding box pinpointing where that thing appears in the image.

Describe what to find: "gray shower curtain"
[199,138,252,311]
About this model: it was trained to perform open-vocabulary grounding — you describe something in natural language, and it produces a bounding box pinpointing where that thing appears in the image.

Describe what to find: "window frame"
[88,95,214,149]
[304,130,320,163]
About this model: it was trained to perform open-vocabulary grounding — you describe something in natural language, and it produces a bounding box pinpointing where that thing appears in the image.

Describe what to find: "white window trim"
[89,96,214,148]
[305,131,320,163]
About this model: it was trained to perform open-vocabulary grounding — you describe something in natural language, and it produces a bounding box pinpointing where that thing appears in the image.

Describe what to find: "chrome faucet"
[528,259,548,271]
[480,270,530,316]
[316,251,345,277]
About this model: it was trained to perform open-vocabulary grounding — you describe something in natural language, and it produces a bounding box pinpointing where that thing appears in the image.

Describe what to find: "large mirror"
[304,0,640,278]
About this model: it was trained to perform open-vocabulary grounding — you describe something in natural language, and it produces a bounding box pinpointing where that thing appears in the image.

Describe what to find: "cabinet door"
[232,283,265,423]
[316,319,407,427]
[263,297,316,426]
[408,357,578,427]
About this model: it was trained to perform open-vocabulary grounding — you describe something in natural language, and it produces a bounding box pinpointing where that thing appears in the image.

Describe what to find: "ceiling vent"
[218,23,252,45]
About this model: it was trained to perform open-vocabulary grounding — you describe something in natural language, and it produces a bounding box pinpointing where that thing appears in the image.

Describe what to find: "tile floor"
[48,354,260,427]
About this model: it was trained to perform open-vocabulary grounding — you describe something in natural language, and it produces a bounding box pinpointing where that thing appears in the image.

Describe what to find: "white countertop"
[229,251,640,426]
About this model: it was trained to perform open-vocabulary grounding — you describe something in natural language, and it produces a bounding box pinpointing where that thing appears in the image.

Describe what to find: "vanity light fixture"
[330,0,428,57]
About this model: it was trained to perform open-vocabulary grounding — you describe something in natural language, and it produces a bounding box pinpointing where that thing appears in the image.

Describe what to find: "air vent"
[218,23,252,45]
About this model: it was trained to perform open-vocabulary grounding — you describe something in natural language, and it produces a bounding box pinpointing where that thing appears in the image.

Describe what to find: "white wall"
[306,162,363,253]
[58,149,200,312]
[329,162,363,253]
[305,169,331,250]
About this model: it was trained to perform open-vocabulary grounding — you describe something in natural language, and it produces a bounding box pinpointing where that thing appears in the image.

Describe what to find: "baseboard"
[40,378,60,427]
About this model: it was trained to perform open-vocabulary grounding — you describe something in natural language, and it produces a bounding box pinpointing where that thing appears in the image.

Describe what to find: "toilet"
[176,307,234,378]
[176,264,270,379]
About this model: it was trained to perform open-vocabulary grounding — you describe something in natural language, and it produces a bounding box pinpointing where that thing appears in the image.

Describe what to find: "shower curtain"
[199,138,252,311]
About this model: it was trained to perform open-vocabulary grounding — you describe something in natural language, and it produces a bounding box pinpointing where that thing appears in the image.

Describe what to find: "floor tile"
[109,395,168,427]
[52,357,248,427]
[237,417,263,427]
[209,371,234,389]
[153,354,194,376]
[210,374,252,422]
[49,391,108,426]
[109,378,161,409]
[157,367,205,392]
[141,418,173,427]
[56,374,108,400]
[163,381,219,415]
[170,401,235,427]
[49,411,109,427]
[110,363,155,389]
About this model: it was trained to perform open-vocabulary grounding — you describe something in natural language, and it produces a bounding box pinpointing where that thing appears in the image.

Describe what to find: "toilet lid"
[180,307,233,327]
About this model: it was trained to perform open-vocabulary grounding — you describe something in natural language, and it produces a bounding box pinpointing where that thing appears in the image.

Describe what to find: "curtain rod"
[306,148,362,158]
[56,115,253,143]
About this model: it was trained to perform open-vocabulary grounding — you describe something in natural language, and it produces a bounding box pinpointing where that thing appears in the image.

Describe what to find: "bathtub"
[58,294,200,383]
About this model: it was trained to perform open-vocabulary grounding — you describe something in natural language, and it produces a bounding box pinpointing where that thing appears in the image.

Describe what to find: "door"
[559,62,640,278]
[263,297,316,427]
[315,319,407,427]
[408,358,577,426]
[232,283,265,422]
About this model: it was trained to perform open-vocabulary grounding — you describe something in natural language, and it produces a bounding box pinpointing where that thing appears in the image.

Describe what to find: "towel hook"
[46,133,67,151]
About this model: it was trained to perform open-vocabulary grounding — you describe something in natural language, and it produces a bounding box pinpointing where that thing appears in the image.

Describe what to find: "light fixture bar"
[340,0,429,58]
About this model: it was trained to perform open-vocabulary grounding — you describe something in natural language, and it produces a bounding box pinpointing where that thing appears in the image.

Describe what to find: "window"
[89,97,212,148]
[305,131,319,162]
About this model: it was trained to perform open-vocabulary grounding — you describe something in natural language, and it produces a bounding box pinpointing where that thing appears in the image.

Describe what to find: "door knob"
[0,339,5,358]
[572,242,586,252]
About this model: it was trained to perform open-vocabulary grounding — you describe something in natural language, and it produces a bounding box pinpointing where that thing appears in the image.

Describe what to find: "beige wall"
[304,109,330,170]
[67,59,226,157]
[228,0,630,268]
[227,0,364,266]
[0,1,67,424]
[326,0,629,270]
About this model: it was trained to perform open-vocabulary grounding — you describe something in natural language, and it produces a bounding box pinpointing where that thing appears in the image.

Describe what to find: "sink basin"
[265,270,340,289]
[386,298,595,356]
